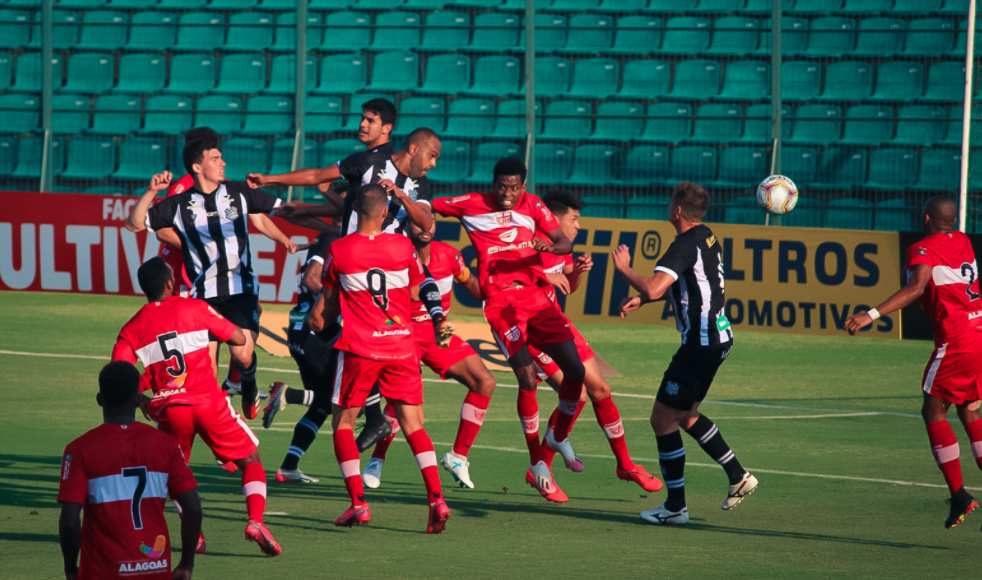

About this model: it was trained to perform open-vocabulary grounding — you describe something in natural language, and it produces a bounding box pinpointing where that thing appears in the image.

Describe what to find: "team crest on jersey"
[496,211,512,226]
[225,206,239,221]
[504,326,521,342]
[666,381,680,396]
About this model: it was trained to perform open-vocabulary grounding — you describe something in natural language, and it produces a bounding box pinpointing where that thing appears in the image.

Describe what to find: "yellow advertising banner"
[435,217,902,339]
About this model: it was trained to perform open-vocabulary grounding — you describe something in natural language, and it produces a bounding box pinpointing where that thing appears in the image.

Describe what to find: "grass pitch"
[1,291,979,579]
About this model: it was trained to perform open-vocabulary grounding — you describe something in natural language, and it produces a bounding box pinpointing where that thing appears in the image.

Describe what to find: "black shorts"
[288,328,340,392]
[204,293,260,334]
[656,343,732,411]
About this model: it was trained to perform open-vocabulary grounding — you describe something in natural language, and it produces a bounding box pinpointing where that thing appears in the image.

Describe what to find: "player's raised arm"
[125,171,172,232]
[611,245,675,317]
[248,213,306,254]
[247,164,341,190]
[533,226,572,256]
[566,255,592,294]
[378,178,435,232]
[845,263,931,335]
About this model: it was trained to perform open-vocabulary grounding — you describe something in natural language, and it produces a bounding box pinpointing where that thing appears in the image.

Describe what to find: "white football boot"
[640,503,689,525]
[362,458,384,489]
[441,451,475,489]
[722,472,758,510]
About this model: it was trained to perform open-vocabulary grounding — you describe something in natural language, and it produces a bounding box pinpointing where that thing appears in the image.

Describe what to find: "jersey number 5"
[122,466,148,529]
[156,332,186,377]
[961,263,981,301]
[366,268,389,310]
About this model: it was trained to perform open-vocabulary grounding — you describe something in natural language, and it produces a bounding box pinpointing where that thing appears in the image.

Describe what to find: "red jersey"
[907,230,982,345]
[433,192,560,298]
[538,230,574,303]
[158,175,195,293]
[410,241,468,323]
[57,422,198,580]
[322,233,425,361]
[111,296,238,414]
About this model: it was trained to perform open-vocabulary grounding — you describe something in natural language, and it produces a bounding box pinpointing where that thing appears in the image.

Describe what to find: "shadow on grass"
[0,532,59,543]
[684,522,947,550]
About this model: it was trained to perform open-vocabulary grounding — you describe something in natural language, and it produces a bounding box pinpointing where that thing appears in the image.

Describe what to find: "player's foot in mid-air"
[545,429,583,472]
[441,451,474,489]
[640,504,689,525]
[432,314,455,348]
[617,465,664,492]
[525,461,568,503]
[195,532,206,554]
[275,468,319,483]
[242,394,261,421]
[244,520,282,557]
[355,420,393,453]
[362,458,384,489]
[945,493,978,529]
[722,472,758,510]
[427,500,451,534]
[223,380,268,400]
[335,504,371,527]
[262,381,287,429]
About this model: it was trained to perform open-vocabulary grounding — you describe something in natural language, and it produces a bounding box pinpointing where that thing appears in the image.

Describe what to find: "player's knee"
[585,378,610,401]
[476,372,496,397]
[564,360,586,383]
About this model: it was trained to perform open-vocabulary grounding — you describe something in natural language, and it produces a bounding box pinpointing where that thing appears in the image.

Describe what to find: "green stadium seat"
[567,58,618,98]
[819,61,873,101]
[451,0,504,7]
[534,143,572,184]
[521,56,571,98]
[609,16,660,54]
[626,193,671,219]
[309,0,356,8]
[758,17,808,56]
[542,101,593,140]
[0,94,39,132]
[225,12,273,52]
[140,95,192,135]
[562,14,613,54]
[550,0,600,11]
[518,14,566,53]
[567,144,620,186]
[419,54,470,94]
[6,0,41,6]
[647,0,696,11]
[158,0,205,8]
[209,0,256,8]
[469,12,519,52]
[744,0,794,12]
[941,105,982,145]
[617,59,670,98]
[113,137,165,180]
[903,18,954,56]
[839,0,891,13]
[869,61,923,102]
[911,149,960,192]
[715,147,766,189]
[580,194,625,219]
[11,136,64,177]
[725,196,765,225]
[853,17,903,57]
[951,18,969,56]
[357,0,405,8]
[782,196,823,228]
[395,96,445,135]
[214,54,267,94]
[892,0,941,11]
[241,96,293,135]
[696,0,746,11]
[427,140,470,183]
[874,198,914,232]
[591,101,643,141]
[706,16,759,56]
[894,105,945,145]
[61,53,114,94]
[78,11,127,50]
[175,12,224,52]
[271,12,322,52]
[781,146,817,185]
[61,136,115,180]
[467,141,522,183]
[467,55,521,95]
[113,54,165,94]
[195,95,243,134]
[367,51,418,92]
[671,146,717,184]
[50,186,80,193]
[265,55,315,95]
[319,11,371,52]
[599,0,647,14]
[84,186,127,195]
[812,147,866,189]
[405,0,447,9]
[222,138,269,181]
[659,16,710,54]
[0,137,11,176]
[315,53,367,94]
[717,60,769,101]
[791,104,841,145]
[621,146,670,185]
[270,138,316,176]
[126,12,176,52]
[667,59,720,100]
[343,93,391,130]
[491,99,541,137]
[420,11,469,52]
[52,94,89,135]
[792,0,842,12]
[0,10,32,49]
[304,95,343,134]
[806,17,855,56]
[639,101,691,143]
[970,149,982,192]
[940,0,969,12]
[90,94,141,134]
[321,138,365,167]
[0,53,11,92]
[825,198,873,230]
[740,103,791,143]
[922,62,967,102]
[865,147,918,191]
[30,10,78,49]
[369,12,420,52]
[444,98,495,137]
[689,103,742,143]
[839,104,893,146]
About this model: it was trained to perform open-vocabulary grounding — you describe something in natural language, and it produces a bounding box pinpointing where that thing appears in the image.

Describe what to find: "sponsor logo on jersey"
[666,381,680,396]
[187,199,201,212]
[498,228,518,243]
[372,329,411,337]
[504,326,521,342]
[220,193,233,205]
[225,207,239,221]
[119,558,168,576]
[495,211,512,226]
[140,535,167,559]
[488,241,533,255]
[449,195,471,204]
[969,311,982,320]
[706,235,717,248]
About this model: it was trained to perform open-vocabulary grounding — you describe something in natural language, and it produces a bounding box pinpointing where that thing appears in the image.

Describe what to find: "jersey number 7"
[122,466,148,529]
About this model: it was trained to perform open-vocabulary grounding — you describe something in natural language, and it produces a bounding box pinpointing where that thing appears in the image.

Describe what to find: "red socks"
[551,377,584,442]
[926,420,964,495]
[226,365,241,387]
[517,389,543,465]
[453,392,491,457]
[334,428,366,507]
[241,462,267,524]
[592,396,635,471]
[964,418,982,471]
[371,406,401,461]
[406,429,444,505]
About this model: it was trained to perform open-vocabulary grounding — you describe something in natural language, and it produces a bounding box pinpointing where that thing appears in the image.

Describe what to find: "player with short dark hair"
[614,182,755,525]
[845,197,982,529]
[58,361,202,580]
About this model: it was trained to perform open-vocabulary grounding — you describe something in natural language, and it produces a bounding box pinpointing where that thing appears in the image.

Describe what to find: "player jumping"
[845,197,982,530]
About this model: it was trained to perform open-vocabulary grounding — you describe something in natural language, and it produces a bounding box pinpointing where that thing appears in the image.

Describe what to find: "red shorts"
[529,319,595,378]
[484,286,575,360]
[415,322,478,379]
[922,335,982,405]
[155,394,259,463]
[333,350,423,407]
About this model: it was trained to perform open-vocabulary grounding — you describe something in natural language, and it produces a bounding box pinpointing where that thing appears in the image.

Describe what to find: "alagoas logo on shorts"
[666,381,680,396]
[496,212,512,226]
[504,326,521,342]
[498,228,518,243]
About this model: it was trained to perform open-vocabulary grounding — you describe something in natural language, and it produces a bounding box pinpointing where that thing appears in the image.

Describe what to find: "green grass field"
[2,291,980,579]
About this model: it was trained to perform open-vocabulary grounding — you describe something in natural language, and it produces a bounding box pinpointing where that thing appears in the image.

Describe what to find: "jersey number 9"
[367,268,389,310]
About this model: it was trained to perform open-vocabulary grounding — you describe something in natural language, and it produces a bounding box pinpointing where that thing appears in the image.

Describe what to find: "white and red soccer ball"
[756,175,798,216]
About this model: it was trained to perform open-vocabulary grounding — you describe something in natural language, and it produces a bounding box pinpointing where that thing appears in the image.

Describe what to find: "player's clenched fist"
[844,312,873,336]
[619,296,642,318]
[246,173,266,189]
[574,254,593,273]
[148,171,172,193]
[531,236,552,253]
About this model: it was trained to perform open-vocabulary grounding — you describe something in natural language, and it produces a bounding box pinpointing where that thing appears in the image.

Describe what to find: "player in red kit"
[362,218,496,490]
[846,197,982,529]
[111,257,281,556]
[59,361,201,580]
[309,183,450,533]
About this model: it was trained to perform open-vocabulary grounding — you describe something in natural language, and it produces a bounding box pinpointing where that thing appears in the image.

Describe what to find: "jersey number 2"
[962,264,981,301]
[123,466,148,529]
[156,332,186,377]
[366,268,389,310]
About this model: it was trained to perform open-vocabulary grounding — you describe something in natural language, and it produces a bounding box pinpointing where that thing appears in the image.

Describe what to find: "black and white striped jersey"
[288,233,334,335]
[335,148,432,237]
[655,224,734,347]
[145,181,281,299]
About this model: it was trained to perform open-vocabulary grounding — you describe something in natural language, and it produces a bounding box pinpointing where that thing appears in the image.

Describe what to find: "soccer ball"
[756,175,798,215]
